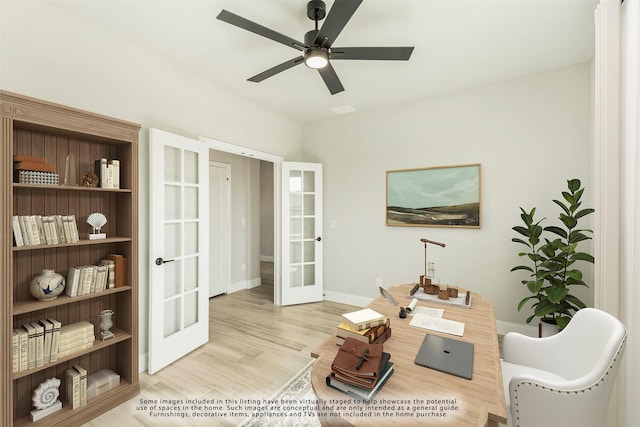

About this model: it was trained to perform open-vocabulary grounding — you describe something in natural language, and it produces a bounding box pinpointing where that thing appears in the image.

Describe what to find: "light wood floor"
[84,262,358,426]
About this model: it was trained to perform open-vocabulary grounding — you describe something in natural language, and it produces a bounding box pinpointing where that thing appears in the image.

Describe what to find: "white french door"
[148,128,209,374]
[281,162,323,306]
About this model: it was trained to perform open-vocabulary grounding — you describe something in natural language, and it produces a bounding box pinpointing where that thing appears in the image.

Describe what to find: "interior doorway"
[203,136,283,305]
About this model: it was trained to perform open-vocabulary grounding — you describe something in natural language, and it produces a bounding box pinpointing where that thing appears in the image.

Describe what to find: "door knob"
[155,257,175,266]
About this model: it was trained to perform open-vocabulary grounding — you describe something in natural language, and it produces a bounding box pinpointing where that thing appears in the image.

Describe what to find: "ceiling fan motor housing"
[307,1,326,21]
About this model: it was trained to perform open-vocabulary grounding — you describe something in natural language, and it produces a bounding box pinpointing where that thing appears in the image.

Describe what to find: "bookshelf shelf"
[2,91,140,426]
[12,328,132,380]
[13,380,136,427]
[13,237,132,252]
[13,183,132,192]
[13,286,133,315]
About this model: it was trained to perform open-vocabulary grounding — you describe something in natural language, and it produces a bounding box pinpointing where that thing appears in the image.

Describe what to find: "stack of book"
[57,322,95,358]
[326,337,394,401]
[66,364,88,409]
[94,158,120,189]
[336,308,391,346]
[65,254,127,297]
[13,154,59,185]
[12,318,61,373]
[12,214,79,247]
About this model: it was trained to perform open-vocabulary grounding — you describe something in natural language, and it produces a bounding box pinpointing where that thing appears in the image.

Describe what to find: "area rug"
[240,360,320,427]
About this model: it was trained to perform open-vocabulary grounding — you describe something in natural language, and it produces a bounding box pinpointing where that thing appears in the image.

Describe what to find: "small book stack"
[57,321,95,359]
[336,308,391,346]
[326,337,394,401]
[94,158,120,189]
[13,154,59,186]
[12,318,61,373]
[12,214,79,247]
[66,364,88,409]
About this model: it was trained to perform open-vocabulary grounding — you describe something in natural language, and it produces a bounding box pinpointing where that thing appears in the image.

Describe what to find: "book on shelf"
[42,215,59,245]
[66,368,81,409]
[12,329,19,373]
[65,267,81,297]
[72,365,88,407]
[48,318,61,362]
[336,318,390,345]
[13,328,29,372]
[12,216,24,247]
[18,215,30,245]
[30,322,45,368]
[62,215,79,243]
[12,214,79,247]
[341,308,387,331]
[101,259,116,289]
[95,158,109,188]
[13,154,47,163]
[55,215,66,244]
[326,360,394,402]
[23,323,36,369]
[34,215,46,244]
[106,254,127,287]
[39,319,54,364]
[110,159,120,189]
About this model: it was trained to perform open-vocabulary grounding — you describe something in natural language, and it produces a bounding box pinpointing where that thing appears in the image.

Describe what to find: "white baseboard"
[323,289,373,308]
[228,277,262,294]
[496,320,537,337]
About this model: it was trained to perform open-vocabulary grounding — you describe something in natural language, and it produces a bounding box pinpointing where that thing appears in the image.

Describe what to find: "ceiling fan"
[217,0,414,95]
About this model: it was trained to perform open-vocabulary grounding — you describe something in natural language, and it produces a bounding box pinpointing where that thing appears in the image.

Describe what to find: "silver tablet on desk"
[414,333,474,380]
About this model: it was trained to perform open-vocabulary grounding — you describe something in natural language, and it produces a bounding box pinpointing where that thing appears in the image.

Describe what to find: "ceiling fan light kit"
[217,0,414,95]
[304,47,329,69]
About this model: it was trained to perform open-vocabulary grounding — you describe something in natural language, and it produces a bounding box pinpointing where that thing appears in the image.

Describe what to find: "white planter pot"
[538,319,560,337]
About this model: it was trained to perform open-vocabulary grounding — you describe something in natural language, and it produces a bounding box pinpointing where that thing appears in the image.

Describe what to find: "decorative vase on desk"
[30,269,65,301]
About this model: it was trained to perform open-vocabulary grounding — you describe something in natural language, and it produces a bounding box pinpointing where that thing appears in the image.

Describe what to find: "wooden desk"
[310,284,507,426]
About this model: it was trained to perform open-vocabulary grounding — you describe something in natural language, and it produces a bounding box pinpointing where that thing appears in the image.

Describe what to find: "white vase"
[30,269,65,301]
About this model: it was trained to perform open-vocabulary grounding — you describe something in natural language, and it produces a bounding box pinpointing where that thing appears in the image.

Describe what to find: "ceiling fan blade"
[314,0,363,47]
[217,10,305,51]
[318,63,345,95]
[248,56,304,82]
[331,46,415,61]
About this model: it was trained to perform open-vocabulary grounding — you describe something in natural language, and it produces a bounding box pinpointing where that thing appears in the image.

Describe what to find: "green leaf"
[553,199,571,215]
[574,208,595,219]
[568,179,581,192]
[544,226,567,239]
[511,237,531,246]
[571,252,595,263]
[518,296,535,311]
[568,231,591,243]
[566,269,583,281]
[546,287,569,304]
[511,265,534,273]
[526,279,544,294]
[535,302,560,318]
[556,316,571,330]
[512,225,530,237]
[559,214,577,229]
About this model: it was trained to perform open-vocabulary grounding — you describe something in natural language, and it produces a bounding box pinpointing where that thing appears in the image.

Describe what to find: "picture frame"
[386,163,481,228]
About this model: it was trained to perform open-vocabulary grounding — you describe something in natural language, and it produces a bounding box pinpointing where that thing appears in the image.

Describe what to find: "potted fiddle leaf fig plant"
[511,179,594,333]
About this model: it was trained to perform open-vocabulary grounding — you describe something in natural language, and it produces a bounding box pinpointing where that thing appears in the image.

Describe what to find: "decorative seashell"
[32,377,61,410]
[87,212,107,233]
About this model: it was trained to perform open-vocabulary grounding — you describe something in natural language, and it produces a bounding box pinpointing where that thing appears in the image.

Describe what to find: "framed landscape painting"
[386,163,481,228]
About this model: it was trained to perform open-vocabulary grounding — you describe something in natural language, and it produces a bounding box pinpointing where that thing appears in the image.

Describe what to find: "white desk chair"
[500,308,626,427]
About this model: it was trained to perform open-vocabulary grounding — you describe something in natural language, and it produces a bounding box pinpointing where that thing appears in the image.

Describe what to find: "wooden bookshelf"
[1,91,140,426]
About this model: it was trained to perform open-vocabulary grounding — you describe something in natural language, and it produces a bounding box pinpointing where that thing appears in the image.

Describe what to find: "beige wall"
[303,63,593,327]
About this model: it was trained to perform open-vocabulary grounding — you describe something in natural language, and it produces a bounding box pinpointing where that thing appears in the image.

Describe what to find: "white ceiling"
[51,0,598,123]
